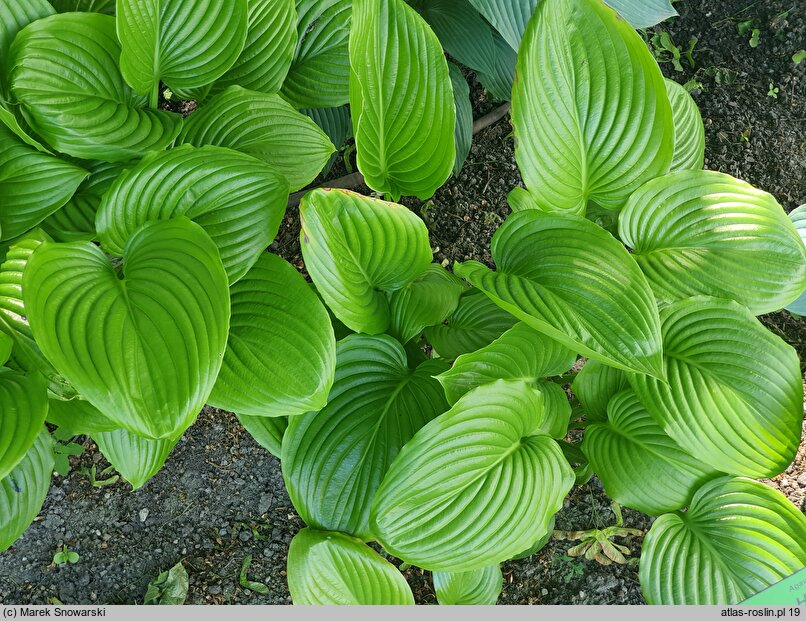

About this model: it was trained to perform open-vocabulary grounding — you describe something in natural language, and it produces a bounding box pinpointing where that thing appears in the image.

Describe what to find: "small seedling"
[550,554,586,584]
[52,545,79,567]
[649,30,684,72]
[239,555,269,594]
[80,464,120,488]
[749,28,761,48]
[683,78,704,93]
[736,19,754,36]
[793,50,806,65]
[51,429,85,477]
[767,82,779,98]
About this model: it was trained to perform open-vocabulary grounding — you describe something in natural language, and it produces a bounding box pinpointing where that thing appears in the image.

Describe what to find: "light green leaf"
[0,368,47,480]
[301,105,352,176]
[507,186,539,213]
[665,78,705,171]
[0,0,54,101]
[455,211,664,377]
[212,0,297,96]
[448,63,473,177]
[0,332,10,365]
[512,514,556,559]
[281,0,351,108]
[209,253,335,418]
[388,264,465,344]
[300,189,432,334]
[512,0,672,214]
[283,335,448,539]
[237,414,286,459]
[0,124,87,241]
[42,161,127,243]
[640,477,806,604]
[46,398,117,435]
[371,379,575,571]
[96,144,289,283]
[288,528,414,605]
[9,13,181,161]
[604,0,677,29]
[433,566,502,605]
[143,562,189,605]
[535,380,572,439]
[619,170,806,315]
[0,428,54,553]
[350,0,456,200]
[437,322,576,405]
[117,0,248,98]
[24,218,230,440]
[48,0,115,13]
[572,359,628,423]
[785,205,806,315]
[583,389,719,515]
[476,31,516,101]
[424,289,517,359]
[177,87,334,192]
[629,297,802,478]
[94,428,178,490]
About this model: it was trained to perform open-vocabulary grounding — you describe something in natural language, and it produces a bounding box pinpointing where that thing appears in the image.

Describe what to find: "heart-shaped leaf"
[24,218,230,440]
[0,0,54,101]
[572,360,628,423]
[0,124,87,241]
[455,211,664,377]
[9,13,181,161]
[785,205,806,315]
[448,63,473,177]
[424,289,517,359]
[350,0,455,200]
[94,428,178,490]
[283,334,448,540]
[280,0,351,108]
[437,322,576,405]
[208,253,335,418]
[512,0,672,214]
[665,79,705,171]
[433,566,503,605]
[629,297,802,478]
[0,428,53,553]
[640,477,806,604]
[237,413,286,459]
[177,87,334,192]
[211,0,297,96]
[582,389,719,515]
[371,379,575,571]
[288,528,414,605]
[388,264,465,344]
[46,398,117,435]
[96,145,289,284]
[300,189,432,334]
[619,170,806,315]
[0,368,47,480]
[117,0,248,98]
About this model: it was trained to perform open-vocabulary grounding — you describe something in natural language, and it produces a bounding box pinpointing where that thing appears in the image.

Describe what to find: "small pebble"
[139,508,149,523]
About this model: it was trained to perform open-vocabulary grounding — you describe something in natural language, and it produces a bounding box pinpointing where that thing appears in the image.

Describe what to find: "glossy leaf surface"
[95,427,178,490]
[433,566,502,605]
[0,368,47,480]
[665,78,705,171]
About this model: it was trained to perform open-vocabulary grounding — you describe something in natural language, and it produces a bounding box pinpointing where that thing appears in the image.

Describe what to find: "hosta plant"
[1,0,805,608]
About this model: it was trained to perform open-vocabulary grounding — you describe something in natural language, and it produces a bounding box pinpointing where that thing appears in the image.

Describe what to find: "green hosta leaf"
[785,205,806,315]
[96,145,289,284]
[283,335,448,540]
[0,368,47,480]
[371,379,575,571]
[507,186,538,213]
[572,360,628,423]
[42,161,126,243]
[0,332,10,365]
[209,253,335,418]
[212,0,297,95]
[512,514,555,559]
[533,380,572,440]
[619,170,806,315]
[94,428,178,490]
[433,566,503,605]
[288,528,414,605]
[425,289,517,359]
[350,0,456,200]
[448,63,473,177]
[281,0,351,108]
[46,398,117,435]
[301,105,352,175]
[640,477,806,604]
[48,0,115,13]
[605,0,677,29]
[177,87,334,192]
[24,218,230,440]
[477,31,516,102]
[237,414,286,459]
[0,106,49,153]
[512,0,672,214]
[0,428,53,553]
[582,389,719,516]
[0,124,87,241]
[388,264,465,344]
[455,211,664,377]
[9,13,181,161]
[437,322,576,405]
[410,0,496,75]
[665,78,705,171]
[0,0,54,101]
[300,189,432,334]
[117,0,248,97]
[629,297,802,478]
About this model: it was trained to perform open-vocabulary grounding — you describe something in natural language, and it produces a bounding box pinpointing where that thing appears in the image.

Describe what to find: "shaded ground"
[1,0,805,606]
